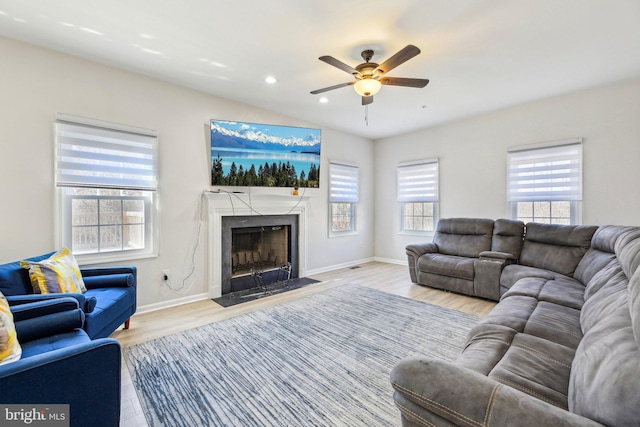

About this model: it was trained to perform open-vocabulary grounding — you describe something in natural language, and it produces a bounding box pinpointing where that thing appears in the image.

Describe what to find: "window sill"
[329,230,358,238]
[398,230,435,238]
[76,250,158,266]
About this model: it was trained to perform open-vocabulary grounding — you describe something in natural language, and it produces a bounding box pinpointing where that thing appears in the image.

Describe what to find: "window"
[507,139,582,225]
[398,159,439,233]
[55,114,158,262]
[328,161,358,235]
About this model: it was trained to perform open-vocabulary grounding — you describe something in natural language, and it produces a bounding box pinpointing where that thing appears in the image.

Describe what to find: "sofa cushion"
[490,219,525,258]
[84,287,135,338]
[20,248,86,294]
[569,296,640,426]
[521,301,582,349]
[573,225,630,287]
[574,250,617,295]
[487,294,582,349]
[19,330,89,359]
[519,223,597,278]
[433,218,494,258]
[0,291,21,365]
[417,254,475,280]
[502,276,585,310]
[500,264,556,293]
[0,256,51,296]
[456,323,517,375]
[488,333,575,410]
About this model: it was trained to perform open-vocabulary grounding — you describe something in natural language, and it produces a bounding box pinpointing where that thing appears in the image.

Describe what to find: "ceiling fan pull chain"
[365,104,369,126]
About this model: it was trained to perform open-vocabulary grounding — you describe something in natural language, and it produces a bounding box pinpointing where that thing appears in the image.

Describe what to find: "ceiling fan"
[310,45,429,106]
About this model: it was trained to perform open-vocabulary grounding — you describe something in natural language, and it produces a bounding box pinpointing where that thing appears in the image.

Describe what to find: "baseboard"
[136,292,210,314]
[306,257,375,276]
[137,258,404,313]
[373,257,408,266]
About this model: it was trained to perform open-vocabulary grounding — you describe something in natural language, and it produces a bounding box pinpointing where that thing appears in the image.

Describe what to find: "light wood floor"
[114,261,496,426]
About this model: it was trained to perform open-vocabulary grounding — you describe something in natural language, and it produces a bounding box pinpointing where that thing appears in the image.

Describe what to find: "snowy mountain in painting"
[211,120,321,153]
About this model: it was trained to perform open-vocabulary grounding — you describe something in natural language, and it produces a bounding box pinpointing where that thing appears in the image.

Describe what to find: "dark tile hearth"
[212,277,320,307]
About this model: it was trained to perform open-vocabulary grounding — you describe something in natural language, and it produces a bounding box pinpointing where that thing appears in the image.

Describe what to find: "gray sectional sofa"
[393,220,640,426]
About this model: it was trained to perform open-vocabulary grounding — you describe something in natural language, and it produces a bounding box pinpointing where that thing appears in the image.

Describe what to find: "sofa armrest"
[82,273,135,289]
[406,243,438,258]
[391,357,604,427]
[81,265,137,279]
[5,293,96,314]
[10,297,79,322]
[406,243,438,283]
[14,308,85,343]
[479,251,517,261]
[0,338,121,427]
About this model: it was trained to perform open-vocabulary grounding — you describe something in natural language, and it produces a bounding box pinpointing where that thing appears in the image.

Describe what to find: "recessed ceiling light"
[264,76,278,85]
[319,97,329,104]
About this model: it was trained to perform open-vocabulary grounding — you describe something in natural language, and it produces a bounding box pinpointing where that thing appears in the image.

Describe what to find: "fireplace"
[206,192,308,298]
[221,215,299,294]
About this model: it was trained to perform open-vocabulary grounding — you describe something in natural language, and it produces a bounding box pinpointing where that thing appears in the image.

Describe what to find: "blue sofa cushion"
[85,286,136,339]
[20,330,89,359]
[0,253,61,296]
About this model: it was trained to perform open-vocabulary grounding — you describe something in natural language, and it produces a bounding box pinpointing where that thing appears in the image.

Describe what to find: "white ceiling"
[1,0,639,139]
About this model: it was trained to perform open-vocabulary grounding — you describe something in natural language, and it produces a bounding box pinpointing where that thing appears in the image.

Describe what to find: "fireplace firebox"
[221,215,298,294]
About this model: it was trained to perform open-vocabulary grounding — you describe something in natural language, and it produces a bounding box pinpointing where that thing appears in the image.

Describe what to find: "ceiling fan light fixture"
[353,78,381,97]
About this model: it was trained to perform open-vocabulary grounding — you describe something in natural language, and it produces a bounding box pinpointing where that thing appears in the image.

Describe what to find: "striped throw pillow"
[21,248,87,294]
[0,290,21,365]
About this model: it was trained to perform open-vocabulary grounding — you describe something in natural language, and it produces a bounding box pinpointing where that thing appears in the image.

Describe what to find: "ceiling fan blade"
[362,95,374,106]
[380,77,429,88]
[310,82,354,94]
[319,55,359,76]
[375,45,421,76]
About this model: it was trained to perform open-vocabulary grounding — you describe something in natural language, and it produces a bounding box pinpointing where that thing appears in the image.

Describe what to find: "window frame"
[329,202,357,236]
[400,201,438,235]
[507,138,583,225]
[509,200,579,225]
[55,114,159,263]
[328,161,359,237]
[397,159,439,236]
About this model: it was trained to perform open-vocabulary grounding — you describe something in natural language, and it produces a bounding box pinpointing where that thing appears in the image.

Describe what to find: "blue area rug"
[124,284,478,426]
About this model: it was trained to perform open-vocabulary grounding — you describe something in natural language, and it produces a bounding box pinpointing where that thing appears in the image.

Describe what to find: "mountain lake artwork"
[210,120,321,188]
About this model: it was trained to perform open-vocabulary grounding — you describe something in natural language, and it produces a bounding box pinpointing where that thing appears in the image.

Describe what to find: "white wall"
[0,37,374,308]
[374,78,640,263]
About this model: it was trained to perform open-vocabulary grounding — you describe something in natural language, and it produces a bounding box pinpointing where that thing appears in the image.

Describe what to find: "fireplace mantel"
[204,191,309,298]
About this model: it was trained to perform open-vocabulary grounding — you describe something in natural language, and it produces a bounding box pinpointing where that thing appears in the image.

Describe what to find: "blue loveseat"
[0,252,137,339]
[0,298,121,427]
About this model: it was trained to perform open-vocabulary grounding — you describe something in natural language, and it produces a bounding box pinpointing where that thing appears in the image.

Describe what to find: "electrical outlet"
[162,270,170,281]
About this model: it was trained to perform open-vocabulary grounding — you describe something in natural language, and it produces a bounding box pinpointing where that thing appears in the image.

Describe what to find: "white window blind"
[329,162,359,203]
[55,114,158,191]
[397,159,439,202]
[507,140,582,202]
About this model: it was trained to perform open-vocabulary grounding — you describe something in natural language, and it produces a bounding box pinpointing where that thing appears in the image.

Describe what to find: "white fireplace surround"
[205,191,308,298]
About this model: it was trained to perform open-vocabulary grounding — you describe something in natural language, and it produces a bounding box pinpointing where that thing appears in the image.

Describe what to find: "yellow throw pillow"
[0,290,21,365]
[20,248,87,294]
